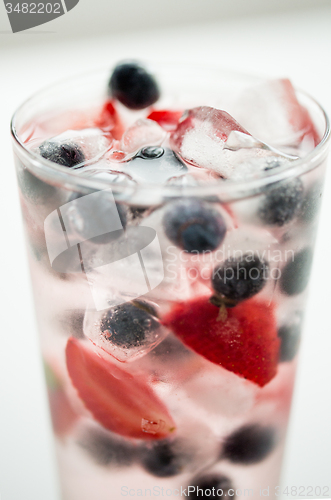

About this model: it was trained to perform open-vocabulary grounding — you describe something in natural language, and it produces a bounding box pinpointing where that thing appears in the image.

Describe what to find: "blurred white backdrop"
[0,2,331,500]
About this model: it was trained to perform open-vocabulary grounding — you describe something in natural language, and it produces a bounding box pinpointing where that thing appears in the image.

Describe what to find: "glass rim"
[10,65,331,203]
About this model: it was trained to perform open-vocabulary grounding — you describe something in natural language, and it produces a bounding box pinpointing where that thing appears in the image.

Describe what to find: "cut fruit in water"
[65,337,176,439]
[162,297,280,387]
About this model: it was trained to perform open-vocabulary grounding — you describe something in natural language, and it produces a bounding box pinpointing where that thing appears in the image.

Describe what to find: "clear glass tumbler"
[11,65,330,500]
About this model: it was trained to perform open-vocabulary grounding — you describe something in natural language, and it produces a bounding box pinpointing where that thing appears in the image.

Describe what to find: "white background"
[0,2,331,500]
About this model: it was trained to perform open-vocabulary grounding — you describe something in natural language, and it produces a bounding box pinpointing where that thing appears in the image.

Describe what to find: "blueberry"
[259,178,304,226]
[280,248,313,296]
[278,320,302,362]
[79,428,137,467]
[163,198,227,253]
[39,141,85,168]
[222,424,276,464]
[188,474,235,499]
[100,300,159,348]
[212,254,269,302]
[67,190,127,245]
[140,440,188,477]
[109,62,160,110]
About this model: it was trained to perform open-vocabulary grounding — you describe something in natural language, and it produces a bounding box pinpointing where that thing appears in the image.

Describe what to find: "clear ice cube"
[232,79,317,147]
[170,107,297,181]
[120,119,167,154]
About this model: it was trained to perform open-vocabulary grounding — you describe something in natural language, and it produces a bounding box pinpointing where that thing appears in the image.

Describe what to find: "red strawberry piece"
[65,337,176,439]
[95,100,124,140]
[162,297,280,387]
[147,109,183,131]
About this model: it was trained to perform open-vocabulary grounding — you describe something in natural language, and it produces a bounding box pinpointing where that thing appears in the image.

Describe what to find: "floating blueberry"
[67,190,127,245]
[79,428,137,467]
[280,248,313,296]
[212,254,269,302]
[278,320,302,362]
[140,440,188,477]
[188,474,235,499]
[100,300,159,348]
[109,62,160,110]
[39,141,85,168]
[163,198,226,253]
[222,424,276,464]
[258,178,304,226]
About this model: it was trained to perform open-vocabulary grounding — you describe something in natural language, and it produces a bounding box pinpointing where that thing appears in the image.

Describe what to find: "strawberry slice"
[162,297,280,387]
[95,100,124,140]
[65,337,176,439]
[147,109,183,131]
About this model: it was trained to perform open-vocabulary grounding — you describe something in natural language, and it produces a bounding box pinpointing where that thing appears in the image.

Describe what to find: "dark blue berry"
[212,254,269,302]
[109,62,160,110]
[140,440,188,477]
[100,300,159,348]
[259,178,304,226]
[39,141,85,168]
[163,198,226,253]
[222,424,276,464]
[68,190,127,245]
[125,147,187,184]
[278,319,302,362]
[79,428,137,466]
[280,248,313,296]
[188,474,235,499]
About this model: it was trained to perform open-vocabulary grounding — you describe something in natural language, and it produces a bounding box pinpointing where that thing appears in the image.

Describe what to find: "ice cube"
[83,300,169,362]
[120,119,167,154]
[121,147,188,185]
[170,107,296,181]
[232,79,318,147]
[39,128,113,167]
